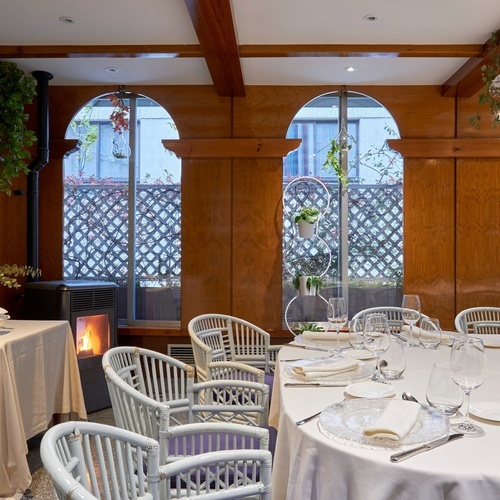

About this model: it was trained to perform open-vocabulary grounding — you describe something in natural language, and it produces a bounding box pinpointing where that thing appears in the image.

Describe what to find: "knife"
[389,433,464,462]
[285,382,340,387]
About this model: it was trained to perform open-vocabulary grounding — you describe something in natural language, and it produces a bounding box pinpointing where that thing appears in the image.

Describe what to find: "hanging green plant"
[0,62,37,195]
[469,32,500,129]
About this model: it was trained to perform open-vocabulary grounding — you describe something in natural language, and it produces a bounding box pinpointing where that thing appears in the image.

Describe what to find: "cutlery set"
[291,378,465,460]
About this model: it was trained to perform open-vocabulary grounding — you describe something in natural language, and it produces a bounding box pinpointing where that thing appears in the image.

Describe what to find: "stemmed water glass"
[401,294,421,347]
[363,313,391,381]
[450,336,487,437]
[327,297,348,353]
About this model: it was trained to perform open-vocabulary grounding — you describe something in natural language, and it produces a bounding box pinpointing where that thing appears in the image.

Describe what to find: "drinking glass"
[401,294,421,346]
[419,317,442,349]
[327,297,348,353]
[363,313,391,381]
[426,363,463,416]
[349,318,366,351]
[450,336,487,437]
[380,338,406,380]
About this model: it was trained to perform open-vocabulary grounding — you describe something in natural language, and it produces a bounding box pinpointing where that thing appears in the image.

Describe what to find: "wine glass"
[327,297,348,353]
[450,336,487,437]
[363,313,391,381]
[401,295,421,347]
[349,318,366,351]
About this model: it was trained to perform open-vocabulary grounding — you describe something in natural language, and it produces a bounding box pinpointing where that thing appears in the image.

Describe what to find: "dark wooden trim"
[162,138,301,158]
[388,138,500,158]
[49,139,78,158]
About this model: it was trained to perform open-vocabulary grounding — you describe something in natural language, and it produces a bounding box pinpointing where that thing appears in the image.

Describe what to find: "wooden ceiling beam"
[0,45,203,58]
[0,44,481,60]
[441,32,500,98]
[240,44,483,59]
[183,0,244,97]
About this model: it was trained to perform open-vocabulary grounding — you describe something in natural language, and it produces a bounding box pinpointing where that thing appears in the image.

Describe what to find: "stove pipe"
[27,71,53,279]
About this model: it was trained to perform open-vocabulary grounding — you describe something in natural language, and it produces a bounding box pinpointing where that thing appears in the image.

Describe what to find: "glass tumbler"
[349,318,366,350]
[380,338,406,380]
[426,362,464,416]
[419,317,442,349]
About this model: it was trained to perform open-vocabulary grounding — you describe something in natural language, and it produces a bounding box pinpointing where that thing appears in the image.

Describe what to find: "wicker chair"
[455,307,500,334]
[103,346,195,466]
[188,379,270,427]
[188,313,281,375]
[160,449,272,499]
[40,421,161,500]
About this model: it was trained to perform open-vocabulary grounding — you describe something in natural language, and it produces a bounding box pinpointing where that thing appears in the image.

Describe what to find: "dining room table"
[270,333,500,500]
[0,319,87,498]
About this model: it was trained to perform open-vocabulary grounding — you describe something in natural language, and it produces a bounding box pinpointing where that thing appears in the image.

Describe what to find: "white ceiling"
[1,0,499,87]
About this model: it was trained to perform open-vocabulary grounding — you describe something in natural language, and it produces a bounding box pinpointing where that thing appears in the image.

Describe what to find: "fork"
[295,398,348,426]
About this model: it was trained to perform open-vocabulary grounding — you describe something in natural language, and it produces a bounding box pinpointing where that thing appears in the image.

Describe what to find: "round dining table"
[269,335,500,500]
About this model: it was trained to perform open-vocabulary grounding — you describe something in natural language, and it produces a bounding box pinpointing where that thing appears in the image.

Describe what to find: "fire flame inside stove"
[76,314,108,358]
[77,323,100,357]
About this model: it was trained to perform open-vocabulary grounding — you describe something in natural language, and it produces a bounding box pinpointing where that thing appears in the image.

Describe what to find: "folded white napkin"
[401,325,450,344]
[292,358,359,379]
[363,400,420,441]
[0,307,8,315]
[303,330,351,342]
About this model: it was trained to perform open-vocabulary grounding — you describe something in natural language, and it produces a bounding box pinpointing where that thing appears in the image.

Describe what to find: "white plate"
[318,399,449,451]
[481,336,500,348]
[469,402,500,421]
[343,349,375,360]
[345,381,396,399]
[293,333,351,350]
[283,357,375,386]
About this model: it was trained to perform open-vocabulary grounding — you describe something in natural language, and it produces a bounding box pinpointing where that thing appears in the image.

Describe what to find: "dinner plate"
[481,336,500,348]
[469,402,500,421]
[283,357,375,385]
[294,333,351,350]
[345,381,396,399]
[318,399,449,451]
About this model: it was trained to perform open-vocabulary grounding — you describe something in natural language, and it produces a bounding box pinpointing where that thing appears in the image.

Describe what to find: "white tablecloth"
[270,337,500,500]
[0,320,87,497]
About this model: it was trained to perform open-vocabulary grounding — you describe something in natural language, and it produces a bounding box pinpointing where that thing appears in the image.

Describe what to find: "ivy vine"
[0,62,37,195]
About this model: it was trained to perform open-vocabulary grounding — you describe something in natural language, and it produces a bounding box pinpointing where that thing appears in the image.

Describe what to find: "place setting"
[0,307,12,334]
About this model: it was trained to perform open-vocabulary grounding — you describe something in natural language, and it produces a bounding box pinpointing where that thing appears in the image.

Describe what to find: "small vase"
[297,220,315,238]
[112,132,131,159]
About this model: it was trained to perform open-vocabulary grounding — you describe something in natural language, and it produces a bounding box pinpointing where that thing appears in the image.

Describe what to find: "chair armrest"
[207,361,265,384]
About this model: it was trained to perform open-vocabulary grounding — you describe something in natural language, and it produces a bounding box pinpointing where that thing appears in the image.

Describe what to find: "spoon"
[402,392,420,404]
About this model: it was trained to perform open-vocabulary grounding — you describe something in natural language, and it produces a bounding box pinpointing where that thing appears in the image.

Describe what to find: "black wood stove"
[24,280,118,412]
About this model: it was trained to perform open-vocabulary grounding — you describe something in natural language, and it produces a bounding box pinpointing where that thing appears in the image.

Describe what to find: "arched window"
[283,90,403,328]
[63,92,181,327]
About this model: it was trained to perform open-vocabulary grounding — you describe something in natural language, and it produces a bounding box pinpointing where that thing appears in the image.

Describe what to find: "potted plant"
[0,62,37,195]
[294,206,319,238]
[293,273,323,296]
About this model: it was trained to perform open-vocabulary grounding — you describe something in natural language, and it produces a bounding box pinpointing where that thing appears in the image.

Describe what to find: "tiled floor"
[21,408,115,499]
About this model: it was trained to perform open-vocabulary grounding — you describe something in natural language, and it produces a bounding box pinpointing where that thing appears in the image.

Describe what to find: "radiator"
[168,344,195,366]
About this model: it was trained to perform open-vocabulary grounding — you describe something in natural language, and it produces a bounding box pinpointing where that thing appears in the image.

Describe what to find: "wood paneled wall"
[1,84,498,335]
